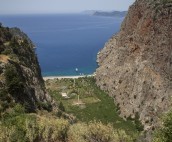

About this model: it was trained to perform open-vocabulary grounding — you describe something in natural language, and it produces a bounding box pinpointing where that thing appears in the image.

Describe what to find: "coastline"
[43,74,95,81]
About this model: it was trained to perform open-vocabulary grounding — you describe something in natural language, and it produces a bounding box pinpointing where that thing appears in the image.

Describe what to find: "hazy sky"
[0,0,135,15]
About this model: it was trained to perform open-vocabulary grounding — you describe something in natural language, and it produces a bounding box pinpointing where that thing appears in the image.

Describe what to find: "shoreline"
[43,74,94,80]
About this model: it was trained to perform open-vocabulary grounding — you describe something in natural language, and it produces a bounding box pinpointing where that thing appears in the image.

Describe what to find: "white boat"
[75,68,78,72]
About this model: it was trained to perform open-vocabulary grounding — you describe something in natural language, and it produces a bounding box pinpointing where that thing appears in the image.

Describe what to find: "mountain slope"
[96,0,172,132]
[0,25,52,113]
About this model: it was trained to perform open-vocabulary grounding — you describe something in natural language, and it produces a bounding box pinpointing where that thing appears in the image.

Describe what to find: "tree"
[134,112,144,132]
[59,101,65,112]
[4,65,24,98]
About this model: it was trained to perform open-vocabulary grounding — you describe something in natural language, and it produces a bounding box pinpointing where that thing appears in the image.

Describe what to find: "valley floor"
[45,77,139,134]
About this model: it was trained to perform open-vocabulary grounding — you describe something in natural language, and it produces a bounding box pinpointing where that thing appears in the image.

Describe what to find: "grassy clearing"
[46,77,138,135]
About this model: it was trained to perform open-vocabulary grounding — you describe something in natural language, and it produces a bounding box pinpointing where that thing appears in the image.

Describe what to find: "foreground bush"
[0,113,69,142]
[0,105,135,142]
[68,121,134,142]
[153,110,172,142]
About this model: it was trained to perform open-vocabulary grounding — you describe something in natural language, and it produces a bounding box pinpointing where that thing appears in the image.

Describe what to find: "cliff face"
[96,0,172,130]
[0,25,52,113]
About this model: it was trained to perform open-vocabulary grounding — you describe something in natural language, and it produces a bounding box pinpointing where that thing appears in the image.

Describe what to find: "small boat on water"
[75,68,78,72]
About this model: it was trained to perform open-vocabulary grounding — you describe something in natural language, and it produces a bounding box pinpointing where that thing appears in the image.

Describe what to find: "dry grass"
[0,55,9,63]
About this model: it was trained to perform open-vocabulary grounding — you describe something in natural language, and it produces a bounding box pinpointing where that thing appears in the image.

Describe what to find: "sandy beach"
[43,74,94,80]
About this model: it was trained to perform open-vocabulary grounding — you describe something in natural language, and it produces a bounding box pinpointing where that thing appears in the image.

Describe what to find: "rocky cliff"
[0,25,52,113]
[96,0,172,131]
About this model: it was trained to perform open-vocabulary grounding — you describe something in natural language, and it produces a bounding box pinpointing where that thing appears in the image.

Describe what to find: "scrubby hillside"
[0,25,52,114]
[96,0,172,134]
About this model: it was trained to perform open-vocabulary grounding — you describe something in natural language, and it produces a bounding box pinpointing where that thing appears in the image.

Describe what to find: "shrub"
[153,110,172,142]
[56,102,66,118]
[68,121,134,142]
[36,116,69,141]
[59,101,65,112]
[0,113,135,142]
[2,48,13,55]
[68,123,88,142]
[4,64,24,99]
[37,101,52,112]
[0,114,70,142]
[0,88,11,112]
[134,112,144,132]
[162,0,172,4]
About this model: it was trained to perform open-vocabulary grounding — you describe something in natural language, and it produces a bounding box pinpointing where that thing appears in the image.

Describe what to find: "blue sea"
[0,14,123,76]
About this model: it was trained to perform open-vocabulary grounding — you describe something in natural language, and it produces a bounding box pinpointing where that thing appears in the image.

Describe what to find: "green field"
[46,77,139,134]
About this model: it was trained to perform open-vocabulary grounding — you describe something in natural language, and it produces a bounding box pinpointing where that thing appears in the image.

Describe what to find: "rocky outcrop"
[96,0,172,131]
[0,25,52,113]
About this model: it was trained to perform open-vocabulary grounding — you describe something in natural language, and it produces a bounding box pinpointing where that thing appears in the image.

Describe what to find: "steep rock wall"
[96,0,172,130]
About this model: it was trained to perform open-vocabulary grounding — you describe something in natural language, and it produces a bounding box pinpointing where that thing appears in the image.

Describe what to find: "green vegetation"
[0,64,25,115]
[0,77,140,142]
[68,121,134,142]
[0,104,69,142]
[0,114,134,142]
[0,25,47,113]
[0,104,134,142]
[134,113,144,132]
[161,0,172,4]
[152,0,172,14]
[153,110,172,142]
[4,64,24,99]
[59,101,66,112]
[46,77,139,135]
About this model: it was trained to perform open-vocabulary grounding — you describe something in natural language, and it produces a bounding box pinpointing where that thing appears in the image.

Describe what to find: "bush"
[134,112,144,132]
[2,48,13,55]
[36,116,69,141]
[0,114,69,142]
[162,0,172,4]
[4,64,24,99]
[1,104,26,123]
[0,113,135,142]
[59,101,65,112]
[37,101,52,112]
[0,88,11,112]
[68,123,88,142]
[153,110,172,142]
[68,121,134,142]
